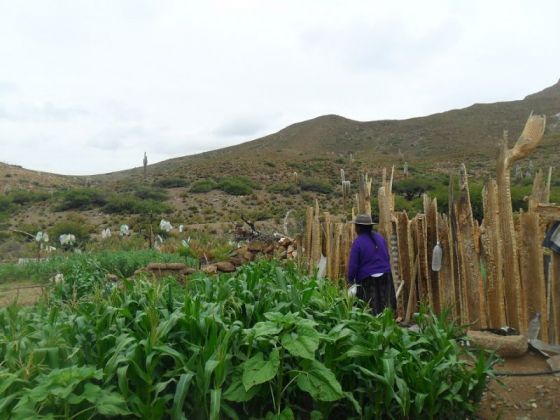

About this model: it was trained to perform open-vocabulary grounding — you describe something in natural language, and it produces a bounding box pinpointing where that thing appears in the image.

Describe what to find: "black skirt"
[356,273,396,315]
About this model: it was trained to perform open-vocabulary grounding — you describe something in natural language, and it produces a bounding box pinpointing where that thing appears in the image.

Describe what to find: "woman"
[347,213,396,315]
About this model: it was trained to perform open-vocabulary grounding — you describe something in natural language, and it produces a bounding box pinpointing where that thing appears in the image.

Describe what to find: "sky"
[0,0,559,175]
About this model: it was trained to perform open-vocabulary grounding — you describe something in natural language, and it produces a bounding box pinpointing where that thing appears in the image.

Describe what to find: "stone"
[546,355,560,376]
[229,256,245,266]
[242,251,255,261]
[202,264,218,274]
[248,241,265,252]
[467,330,528,357]
[216,261,236,273]
[106,274,119,282]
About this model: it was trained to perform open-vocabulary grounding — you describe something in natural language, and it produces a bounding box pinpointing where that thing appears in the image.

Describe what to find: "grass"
[0,249,196,285]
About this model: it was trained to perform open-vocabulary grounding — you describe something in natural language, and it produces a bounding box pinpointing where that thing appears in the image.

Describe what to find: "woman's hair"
[355,224,373,235]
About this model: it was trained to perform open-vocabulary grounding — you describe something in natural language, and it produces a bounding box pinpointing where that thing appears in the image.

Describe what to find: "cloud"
[1,0,559,174]
[0,101,89,122]
[214,116,267,137]
[0,81,18,95]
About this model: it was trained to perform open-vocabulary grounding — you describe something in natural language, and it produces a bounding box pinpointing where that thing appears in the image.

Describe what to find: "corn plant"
[0,259,496,419]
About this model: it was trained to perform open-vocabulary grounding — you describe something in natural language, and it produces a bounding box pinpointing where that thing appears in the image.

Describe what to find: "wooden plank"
[424,195,440,312]
[453,164,483,328]
[415,215,430,304]
[438,214,457,317]
[550,253,560,344]
[519,210,548,341]
[481,180,507,328]
[396,211,413,319]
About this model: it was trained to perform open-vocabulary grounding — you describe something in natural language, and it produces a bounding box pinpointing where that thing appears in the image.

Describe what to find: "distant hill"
[102,78,560,183]
[1,79,559,245]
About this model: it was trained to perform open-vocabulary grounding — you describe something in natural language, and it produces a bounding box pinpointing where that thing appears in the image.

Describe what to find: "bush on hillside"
[154,177,189,188]
[190,179,217,193]
[103,195,170,214]
[268,183,299,195]
[56,188,107,211]
[300,178,333,194]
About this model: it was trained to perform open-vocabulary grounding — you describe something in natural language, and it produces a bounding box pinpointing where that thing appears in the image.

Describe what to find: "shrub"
[8,190,49,205]
[103,195,170,214]
[49,219,91,245]
[393,177,436,200]
[268,183,299,195]
[56,188,107,211]
[131,186,168,201]
[154,177,189,188]
[300,178,333,194]
[190,179,217,193]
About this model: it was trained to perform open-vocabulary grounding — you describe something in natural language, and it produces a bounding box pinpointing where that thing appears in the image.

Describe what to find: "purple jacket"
[347,232,391,284]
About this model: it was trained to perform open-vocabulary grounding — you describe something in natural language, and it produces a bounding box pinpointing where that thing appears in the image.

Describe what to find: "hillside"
[1,79,560,259]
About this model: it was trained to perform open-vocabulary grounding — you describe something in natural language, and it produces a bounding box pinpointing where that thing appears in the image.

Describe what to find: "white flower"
[179,224,184,233]
[120,225,130,236]
[59,234,76,246]
[159,219,172,232]
[35,231,49,242]
[101,228,112,239]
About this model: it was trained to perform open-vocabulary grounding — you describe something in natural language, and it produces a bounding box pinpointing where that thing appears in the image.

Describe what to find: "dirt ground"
[478,351,560,419]
[0,282,44,307]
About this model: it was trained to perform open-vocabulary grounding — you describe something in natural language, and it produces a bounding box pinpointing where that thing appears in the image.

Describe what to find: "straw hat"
[351,214,376,225]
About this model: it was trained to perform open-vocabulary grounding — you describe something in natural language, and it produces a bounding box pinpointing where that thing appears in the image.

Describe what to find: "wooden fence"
[302,114,560,344]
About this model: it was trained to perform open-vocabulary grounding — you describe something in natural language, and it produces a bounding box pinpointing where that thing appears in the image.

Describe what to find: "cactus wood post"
[143,152,148,182]
[496,114,546,332]
[438,214,457,316]
[454,164,484,328]
[424,195,440,311]
[481,180,507,327]
[357,173,372,215]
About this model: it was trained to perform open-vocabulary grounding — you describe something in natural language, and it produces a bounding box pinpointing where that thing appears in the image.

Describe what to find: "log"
[467,331,527,358]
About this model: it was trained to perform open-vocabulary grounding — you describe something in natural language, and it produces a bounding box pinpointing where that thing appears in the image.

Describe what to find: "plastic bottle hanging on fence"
[431,241,442,272]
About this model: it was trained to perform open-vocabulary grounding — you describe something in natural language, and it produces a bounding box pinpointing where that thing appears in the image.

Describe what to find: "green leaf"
[281,326,319,360]
[171,373,194,420]
[250,321,283,338]
[210,389,221,420]
[296,360,344,402]
[223,379,260,402]
[242,350,280,391]
[415,393,428,413]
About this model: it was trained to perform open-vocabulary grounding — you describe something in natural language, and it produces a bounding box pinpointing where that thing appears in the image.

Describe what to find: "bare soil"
[478,351,560,419]
[0,282,44,307]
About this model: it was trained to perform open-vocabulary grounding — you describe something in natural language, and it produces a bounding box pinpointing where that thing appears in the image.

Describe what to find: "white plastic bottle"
[431,241,442,272]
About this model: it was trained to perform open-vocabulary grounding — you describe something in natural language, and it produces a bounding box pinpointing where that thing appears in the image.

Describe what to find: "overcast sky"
[1,0,559,175]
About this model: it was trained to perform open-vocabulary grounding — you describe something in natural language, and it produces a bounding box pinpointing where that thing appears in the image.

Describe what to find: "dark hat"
[351,213,376,225]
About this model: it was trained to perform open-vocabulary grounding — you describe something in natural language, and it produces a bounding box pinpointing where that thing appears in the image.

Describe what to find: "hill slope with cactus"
[1,79,560,259]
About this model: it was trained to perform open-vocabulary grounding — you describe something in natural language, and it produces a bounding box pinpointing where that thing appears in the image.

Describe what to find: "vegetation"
[190,179,218,193]
[56,188,107,211]
[217,176,258,196]
[154,177,189,188]
[0,259,495,418]
[102,194,171,215]
[300,178,333,194]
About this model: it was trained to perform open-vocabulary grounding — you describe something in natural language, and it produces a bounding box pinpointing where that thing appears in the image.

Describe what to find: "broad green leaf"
[415,393,428,413]
[223,379,260,402]
[249,321,283,338]
[210,389,221,420]
[95,391,131,416]
[242,350,280,391]
[171,373,194,420]
[296,360,344,402]
[281,326,319,360]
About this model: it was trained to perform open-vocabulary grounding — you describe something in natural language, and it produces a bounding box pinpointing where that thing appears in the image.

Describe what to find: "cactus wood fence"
[303,114,560,345]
